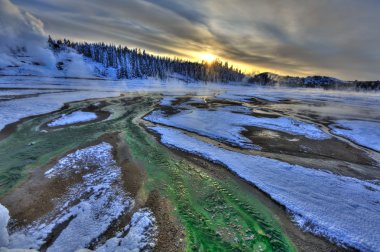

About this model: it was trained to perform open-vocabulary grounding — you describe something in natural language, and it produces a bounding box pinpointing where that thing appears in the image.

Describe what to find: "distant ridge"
[247,72,380,90]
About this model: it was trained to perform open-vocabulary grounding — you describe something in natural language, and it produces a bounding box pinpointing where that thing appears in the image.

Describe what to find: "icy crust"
[47,111,98,127]
[145,108,329,149]
[9,143,133,251]
[96,208,157,252]
[150,126,380,252]
[0,204,9,248]
[0,91,120,131]
[159,96,177,106]
[330,120,380,152]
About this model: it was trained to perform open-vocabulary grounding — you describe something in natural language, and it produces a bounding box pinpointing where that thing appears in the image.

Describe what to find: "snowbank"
[330,120,380,152]
[96,208,157,252]
[48,111,98,127]
[145,107,329,149]
[151,126,380,251]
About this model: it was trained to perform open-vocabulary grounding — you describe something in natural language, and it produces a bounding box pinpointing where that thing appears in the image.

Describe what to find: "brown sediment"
[0,132,121,229]
[242,126,375,167]
[1,126,185,251]
[170,96,191,106]
[159,105,187,117]
[146,190,186,252]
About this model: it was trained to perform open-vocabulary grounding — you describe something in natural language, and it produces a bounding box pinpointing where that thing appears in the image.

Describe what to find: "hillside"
[248,72,380,90]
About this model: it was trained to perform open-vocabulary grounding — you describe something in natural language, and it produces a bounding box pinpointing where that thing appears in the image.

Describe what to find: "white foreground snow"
[0,204,9,248]
[96,208,157,252]
[330,120,380,152]
[9,143,133,251]
[151,126,380,252]
[48,111,98,127]
[145,108,329,148]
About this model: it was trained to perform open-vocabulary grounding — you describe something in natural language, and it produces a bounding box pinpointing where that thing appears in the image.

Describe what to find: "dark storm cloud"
[13,0,380,80]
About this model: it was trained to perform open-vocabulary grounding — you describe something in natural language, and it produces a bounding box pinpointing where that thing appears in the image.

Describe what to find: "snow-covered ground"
[7,143,134,251]
[330,120,380,152]
[9,143,132,251]
[159,96,177,106]
[48,111,98,127]
[0,90,120,131]
[96,208,157,252]
[150,126,380,252]
[1,142,158,252]
[145,108,329,149]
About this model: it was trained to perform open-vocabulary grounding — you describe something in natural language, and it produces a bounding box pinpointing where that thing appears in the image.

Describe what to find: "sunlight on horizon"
[199,53,216,63]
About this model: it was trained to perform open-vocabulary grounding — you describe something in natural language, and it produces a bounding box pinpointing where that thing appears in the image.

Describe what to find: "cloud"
[12,0,380,80]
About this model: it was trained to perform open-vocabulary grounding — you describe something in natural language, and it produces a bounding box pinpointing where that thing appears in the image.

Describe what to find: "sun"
[199,53,216,63]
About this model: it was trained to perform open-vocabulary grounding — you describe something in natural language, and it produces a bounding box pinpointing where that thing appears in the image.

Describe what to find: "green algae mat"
[0,96,296,252]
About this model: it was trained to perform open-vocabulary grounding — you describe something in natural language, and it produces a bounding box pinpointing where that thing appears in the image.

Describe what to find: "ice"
[150,126,380,252]
[48,111,98,127]
[330,120,380,152]
[96,208,157,252]
[0,204,10,248]
[159,96,177,106]
[145,108,329,149]
[0,91,120,131]
[9,143,133,251]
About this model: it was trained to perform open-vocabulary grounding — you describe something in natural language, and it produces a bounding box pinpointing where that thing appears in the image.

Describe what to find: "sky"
[11,0,380,80]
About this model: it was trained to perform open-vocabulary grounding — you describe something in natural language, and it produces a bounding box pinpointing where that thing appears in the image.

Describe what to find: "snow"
[159,96,177,106]
[0,204,10,248]
[0,89,62,96]
[96,208,157,252]
[0,90,120,131]
[150,126,380,252]
[47,111,98,127]
[330,120,380,152]
[145,108,329,149]
[9,143,133,251]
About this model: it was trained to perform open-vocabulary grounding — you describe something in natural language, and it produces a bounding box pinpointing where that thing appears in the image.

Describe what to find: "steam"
[0,0,56,69]
[0,0,94,77]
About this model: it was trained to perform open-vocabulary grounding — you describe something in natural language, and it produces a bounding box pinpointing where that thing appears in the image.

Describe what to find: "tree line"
[48,37,244,82]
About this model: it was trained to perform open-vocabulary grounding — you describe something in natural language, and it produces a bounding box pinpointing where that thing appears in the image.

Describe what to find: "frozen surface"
[151,126,380,251]
[159,96,177,106]
[0,89,64,96]
[0,91,120,131]
[96,208,157,252]
[10,143,133,251]
[0,204,9,248]
[330,120,380,152]
[218,87,380,109]
[145,108,329,148]
[48,111,98,127]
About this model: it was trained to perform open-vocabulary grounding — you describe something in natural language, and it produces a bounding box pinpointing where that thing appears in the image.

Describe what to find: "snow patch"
[159,96,177,106]
[330,120,380,152]
[145,108,329,149]
[96,208,157,252]
[47,111,98,127]
[9,143,133,251]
